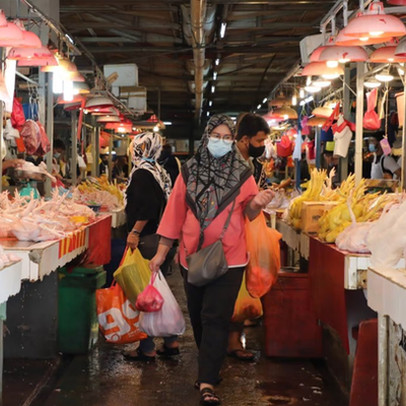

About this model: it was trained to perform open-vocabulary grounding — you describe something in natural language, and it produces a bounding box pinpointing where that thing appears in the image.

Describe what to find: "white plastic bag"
[139,270,185,337]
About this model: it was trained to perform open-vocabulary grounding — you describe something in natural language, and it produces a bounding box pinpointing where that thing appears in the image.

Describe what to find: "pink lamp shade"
[85,96,114,109]
[336,26,393,46]
[86,106,119,116]
[0,10,8,27]
[0,22,23,46]
[301,62,344,76]
[370,46,406,62]
[387,0,406,5]
[17,55,58,67]
[8,46,53,60]
[11,20,42,48]
[343,2,406,40]
[97,115,121,123]
[57,94,85,105]
[310,46,330,62]
[319,46,368,63]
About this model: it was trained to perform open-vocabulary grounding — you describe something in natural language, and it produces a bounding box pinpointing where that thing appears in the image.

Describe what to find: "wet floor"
[6,266,348,406]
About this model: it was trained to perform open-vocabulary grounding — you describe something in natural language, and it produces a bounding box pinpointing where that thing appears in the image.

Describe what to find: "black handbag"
[186,200,235,287]
[138,233,160,260]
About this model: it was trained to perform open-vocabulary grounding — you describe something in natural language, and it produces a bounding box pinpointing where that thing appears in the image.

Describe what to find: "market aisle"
[33,267,347,406]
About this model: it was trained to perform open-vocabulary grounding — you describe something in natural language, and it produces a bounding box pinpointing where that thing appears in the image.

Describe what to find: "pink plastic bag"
[136,272,164,312]
[380,136,392,156]
[363,89,381,131]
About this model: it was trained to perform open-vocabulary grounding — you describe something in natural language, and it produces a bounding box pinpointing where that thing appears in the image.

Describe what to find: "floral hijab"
[127,132,172,200]
[182,114,251,231]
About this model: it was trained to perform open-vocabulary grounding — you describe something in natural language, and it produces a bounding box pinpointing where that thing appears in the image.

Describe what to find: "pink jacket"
[157,174,258,269]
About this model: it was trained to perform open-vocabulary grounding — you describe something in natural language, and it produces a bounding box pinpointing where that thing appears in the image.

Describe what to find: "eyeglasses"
[210,132,234,141]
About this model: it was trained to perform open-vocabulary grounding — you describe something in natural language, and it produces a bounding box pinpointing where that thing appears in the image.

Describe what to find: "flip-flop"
[122,348,155,362]
[156,345,180,357]
[200,387,221,406]
[227,349,256,362]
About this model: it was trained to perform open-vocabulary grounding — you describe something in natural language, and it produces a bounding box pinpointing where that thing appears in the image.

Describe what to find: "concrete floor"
[5,266,348,406]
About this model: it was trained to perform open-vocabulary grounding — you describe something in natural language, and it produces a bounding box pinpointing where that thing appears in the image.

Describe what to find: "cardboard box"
[301,201,338,234]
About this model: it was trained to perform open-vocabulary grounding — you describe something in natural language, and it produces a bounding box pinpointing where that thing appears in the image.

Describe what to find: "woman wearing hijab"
[123,131,179,361]
[149,115,274,405]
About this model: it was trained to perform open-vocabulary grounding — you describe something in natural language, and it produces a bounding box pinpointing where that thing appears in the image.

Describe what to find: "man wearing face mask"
[368,132,401,179]
[236,113,270,189]
[225,113,271,363]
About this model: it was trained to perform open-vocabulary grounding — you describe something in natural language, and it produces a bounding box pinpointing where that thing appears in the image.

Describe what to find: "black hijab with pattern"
[182,114,251,231]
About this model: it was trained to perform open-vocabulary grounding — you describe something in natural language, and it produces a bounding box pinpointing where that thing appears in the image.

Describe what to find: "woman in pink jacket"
[149,114,274,406]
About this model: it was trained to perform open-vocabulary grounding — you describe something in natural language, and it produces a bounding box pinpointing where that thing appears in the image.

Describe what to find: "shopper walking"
[226,112,270,362]
[149,114,274,405]
[123,131,179,361]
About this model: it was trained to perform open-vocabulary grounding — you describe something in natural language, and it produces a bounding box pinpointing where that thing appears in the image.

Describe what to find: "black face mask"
[248,143,265,158]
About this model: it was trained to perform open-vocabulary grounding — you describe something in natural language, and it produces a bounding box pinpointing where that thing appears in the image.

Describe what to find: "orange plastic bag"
[232,272,263,323]
[96,282,147,344]
[245,212,281,298]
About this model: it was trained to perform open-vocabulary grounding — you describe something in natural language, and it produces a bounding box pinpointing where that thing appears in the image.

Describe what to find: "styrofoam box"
[299,33,326,65]
[103,63,138,87]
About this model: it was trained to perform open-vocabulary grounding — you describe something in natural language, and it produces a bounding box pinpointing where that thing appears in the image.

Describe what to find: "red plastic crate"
[262,272,323,357]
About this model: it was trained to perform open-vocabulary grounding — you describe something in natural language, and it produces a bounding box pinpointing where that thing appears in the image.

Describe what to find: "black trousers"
[181,266,244,385]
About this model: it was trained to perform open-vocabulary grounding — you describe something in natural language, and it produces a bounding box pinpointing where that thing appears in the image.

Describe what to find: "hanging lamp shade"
[8,46,53,60]
[301,62,344,77]
[17,55,58,67]
[0,10,7,27]
[97,115,121,123]
[105,121,133,133]
[312,106,333,118]
[40,56,77,74]
[69,71,85,82]
[0,22,23,46]
[269,95,289,107]
[310,46,330,62]
[369,46,406,62]
[307,117,327,127]
[335,26,389,46]
[387,0,406,4]
[319,46,368,64]
[85,96,114,109]
[272,106,298,120]
[343,2,406,41]
[11,20,42,48]
[57,94,85,105]
[86,106,119,116]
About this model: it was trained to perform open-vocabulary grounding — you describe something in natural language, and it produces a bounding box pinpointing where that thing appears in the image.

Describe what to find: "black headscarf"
[182,114,251,231]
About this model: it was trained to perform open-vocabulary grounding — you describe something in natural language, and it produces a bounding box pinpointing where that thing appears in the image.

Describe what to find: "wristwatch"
[131,229,141,235]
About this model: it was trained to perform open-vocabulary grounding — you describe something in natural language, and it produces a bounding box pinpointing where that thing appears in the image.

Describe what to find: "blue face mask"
[207,137,233,158]
[368,143,376,153]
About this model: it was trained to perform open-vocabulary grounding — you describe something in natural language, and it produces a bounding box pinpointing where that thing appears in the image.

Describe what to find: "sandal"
[194,377,222,390]
[156,345,180,357]
[200,387,221,406]
[227,349,256,362]
[122,348,155,362]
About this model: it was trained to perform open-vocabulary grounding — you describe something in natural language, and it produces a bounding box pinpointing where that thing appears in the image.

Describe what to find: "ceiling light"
[301,62,344,77]
[153,125,159,132]
[53,71,63,94]
[213,71,217,80]
[262,97,267,104]
[63,80,74,102]
[0,22,23,46]
[273,106,298,120]
[375,70,394,82]
[322,73,341,80]
[207,111,210,117]
[364,79,382,89]
[209,100,213,107]
[336,26,388,46]
[312,79,331,88]
[299,88,305,98]
[304,85,321,93]
[7,46,52,60]
[326,60,339,68]
[163,121,172,126]
[211,85,215,93]
[291,95,297,106]
[85,96,114,109]
[257,104,262,110]
[343,2,406,41]
[220,22,227,39]
[370,46,406,63]
[215,58,220,66]
[320,46,368,65]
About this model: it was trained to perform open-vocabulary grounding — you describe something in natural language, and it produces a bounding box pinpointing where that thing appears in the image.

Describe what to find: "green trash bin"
[58,265,106,354]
